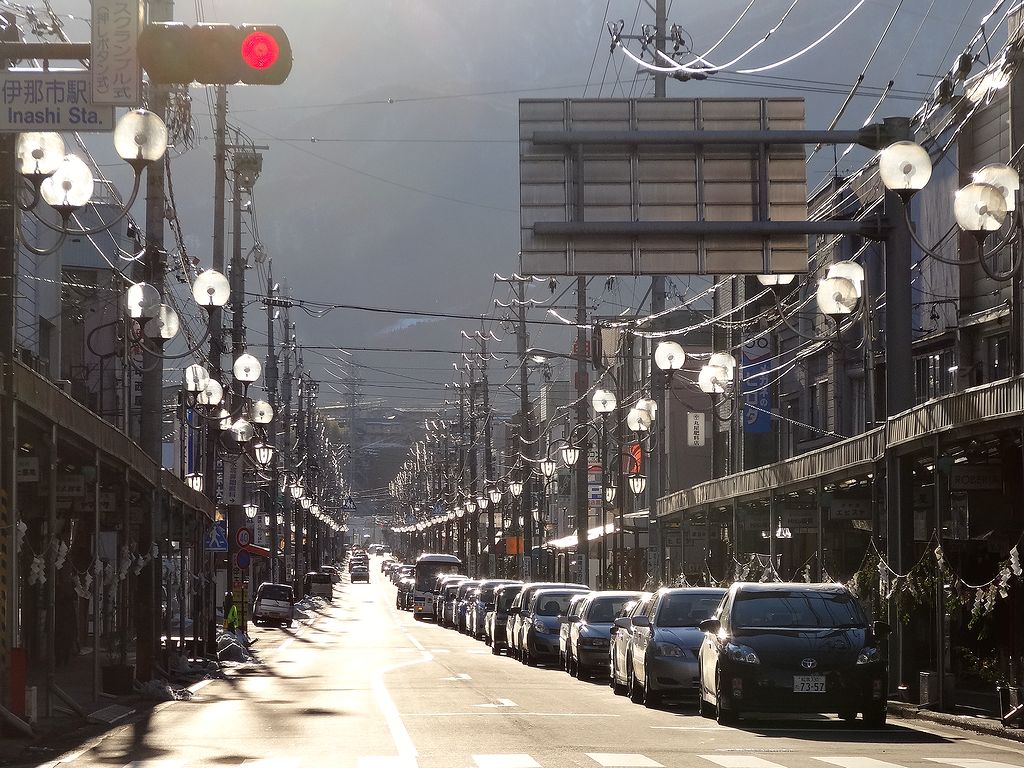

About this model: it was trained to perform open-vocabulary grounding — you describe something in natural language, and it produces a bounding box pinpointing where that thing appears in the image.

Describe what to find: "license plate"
[793,675,826,693]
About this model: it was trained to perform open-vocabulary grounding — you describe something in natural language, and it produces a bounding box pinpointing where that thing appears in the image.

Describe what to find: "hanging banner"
[686,412,705,447]
[742,336,772,433]
[90,0,143,105]
[222,455,244,505]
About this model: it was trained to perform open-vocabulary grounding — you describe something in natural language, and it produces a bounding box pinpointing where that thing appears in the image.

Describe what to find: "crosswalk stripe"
[926,760,1024,768]
[699,757,786,768]
[473,755,542,768]
[356,758,420,768]
[586,754,664,767]
[814,759,909,768]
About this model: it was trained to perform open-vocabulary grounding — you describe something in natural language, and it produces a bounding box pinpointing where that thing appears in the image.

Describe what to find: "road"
[31,558,1024,768]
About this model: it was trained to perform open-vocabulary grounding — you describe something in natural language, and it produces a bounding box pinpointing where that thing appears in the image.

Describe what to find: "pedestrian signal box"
[139,23,292,85]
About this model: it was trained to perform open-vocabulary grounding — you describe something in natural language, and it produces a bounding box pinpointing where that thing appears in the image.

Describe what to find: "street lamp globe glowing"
[709,352,737,376]
[217,408,233,430]
[233,353,262,383]
[150,304,180,340]
[973,164,1020,212]
[16,132,65,178]
[192,270,230,308]
[197,378,223,407]
[627,407,651,432]
[592,388,617,413]
[560,444,581,467]
[243,501,259,519]
[185,472,204,492]
[698,364,730,394]
[455,507,465,519]
[825,261,864,298]
[40,153,94,211]
[628,473,648,495]
[816,276,859,316]
[489,486,503,504]
[183,364,210,393]
[755,273,796,287]
[253,442,274,466]
[539,458,557,478]
[605,484,617,504]
[878,140,932,193]
[126,282,161,319]
[954,182,1008,233]
[113,109,169,169]
[509,480,524,498]
[654,340,685,371]
[301,496,312,510]
[290,482,303,499]
[311,504,321,516]
[465,499,477,514]
[251,399,274,424]
[477,495,488,509]
[231,418,254,443]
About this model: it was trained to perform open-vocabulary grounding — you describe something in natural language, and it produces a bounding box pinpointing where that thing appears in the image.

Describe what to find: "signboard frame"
[0,69,115,132]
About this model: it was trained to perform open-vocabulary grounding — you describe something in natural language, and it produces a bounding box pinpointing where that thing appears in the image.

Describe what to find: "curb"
[889,701,1024,742]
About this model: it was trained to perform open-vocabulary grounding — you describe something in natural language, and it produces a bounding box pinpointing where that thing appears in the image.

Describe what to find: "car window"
[655,593,724,627]
[535,593,576,616]
[617,600,637,619]
[568,597,587,618]
[732,589,866,629]
[508,592,523,611]
[630,598,651,617]
[260,585,292,601]
[586,596,632,623]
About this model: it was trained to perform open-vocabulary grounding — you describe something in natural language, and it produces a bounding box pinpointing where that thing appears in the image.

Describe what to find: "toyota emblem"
[801,658,818,670]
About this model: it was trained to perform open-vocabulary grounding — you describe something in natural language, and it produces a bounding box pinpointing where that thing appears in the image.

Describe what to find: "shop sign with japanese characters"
[91,0,142,105]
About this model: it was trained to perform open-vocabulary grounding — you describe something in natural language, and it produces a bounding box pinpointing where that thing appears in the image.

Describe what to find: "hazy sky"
[61,0,995,415]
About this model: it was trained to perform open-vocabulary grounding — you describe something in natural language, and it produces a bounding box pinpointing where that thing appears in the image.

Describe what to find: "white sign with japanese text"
[0,70,115,132]
[687,412,706,447]
[91,0,142,105]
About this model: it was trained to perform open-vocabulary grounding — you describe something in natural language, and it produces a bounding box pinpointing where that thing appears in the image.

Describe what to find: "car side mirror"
[613,616,631,629]
[631,615,650,628]
[698,618,721,634]
[872,620,891,638]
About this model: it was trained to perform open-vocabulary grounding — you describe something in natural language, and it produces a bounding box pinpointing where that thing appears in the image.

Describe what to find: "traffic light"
[138,23,292,85]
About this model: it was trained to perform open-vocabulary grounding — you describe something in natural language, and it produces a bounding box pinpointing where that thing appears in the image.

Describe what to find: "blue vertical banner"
[742,337,773,433]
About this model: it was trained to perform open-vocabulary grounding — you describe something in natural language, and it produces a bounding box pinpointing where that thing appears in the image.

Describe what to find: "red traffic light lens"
[241,31,279,70]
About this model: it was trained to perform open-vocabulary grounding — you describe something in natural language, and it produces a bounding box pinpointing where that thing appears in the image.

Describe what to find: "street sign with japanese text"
[90,0,142,105]
[0,70,115,131]
[687,412,706,447]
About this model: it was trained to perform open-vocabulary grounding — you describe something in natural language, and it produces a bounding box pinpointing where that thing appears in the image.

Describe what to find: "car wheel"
[628,663,643,703]
[644,673,660,708]
[612,663,626,696]
[526,649,537,667]
[863,704,887,728]
[491,642,502,656]
[715,670,737,725]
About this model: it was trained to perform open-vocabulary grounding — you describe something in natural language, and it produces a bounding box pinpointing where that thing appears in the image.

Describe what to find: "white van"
[252,582,295,627]
[303,571,333,600]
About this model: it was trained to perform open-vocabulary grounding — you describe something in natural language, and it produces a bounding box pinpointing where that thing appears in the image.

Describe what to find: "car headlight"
[654,642,685,657]
[725,642,760,664]
[857,647,882,665]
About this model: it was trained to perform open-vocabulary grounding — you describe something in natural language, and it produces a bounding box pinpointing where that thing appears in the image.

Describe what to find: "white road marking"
[586,754,664,767]
[473,755,541,768]
[356,759,420,768]
[402,711,619,717]
[471,698,517,708]
[241,760,302,768]
[278,638,294,651]
[373,652,433,758]
[441,673,472,681]
[814,760,909,768]
[966,741,1024,757]
[699,757,786,768]
[427,648,451,653]
[926,760,1024,768]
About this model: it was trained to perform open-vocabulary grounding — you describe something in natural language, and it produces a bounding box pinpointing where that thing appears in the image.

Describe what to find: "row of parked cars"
[393,572,890,727]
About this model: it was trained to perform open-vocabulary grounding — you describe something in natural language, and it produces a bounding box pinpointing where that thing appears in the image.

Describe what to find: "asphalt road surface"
[32,558,1024,768]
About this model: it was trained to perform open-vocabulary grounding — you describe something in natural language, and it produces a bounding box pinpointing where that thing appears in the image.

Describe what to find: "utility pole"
[134,0,173,682]
[647,0,668,585]
[280,316,293,586]
[468,357,478,575]
[515,280,534,579]
[575,277,590,587]
[265,264,279,581]
[294,366,304,583]
[480,336,496,577]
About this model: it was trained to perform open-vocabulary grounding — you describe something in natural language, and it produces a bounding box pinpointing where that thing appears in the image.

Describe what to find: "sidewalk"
[888,701,1024,742]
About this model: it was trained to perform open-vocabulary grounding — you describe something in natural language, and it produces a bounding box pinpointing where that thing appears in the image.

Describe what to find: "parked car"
[467,580,516,639]
[559,593,590,669]
[453,580,481,632]
[566,591,642,678]
[610,593,654,696]
[396,575,415,609]
[697,582,889,726]
[350,563,370,583]
[438,577,468,627]
[381,557,398,573]
[252,582,294,627]
[303,571,335,598]
[507,582,589,660]
[488,583,523,654]
[519,587,591,667]
[627,587,725,706]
